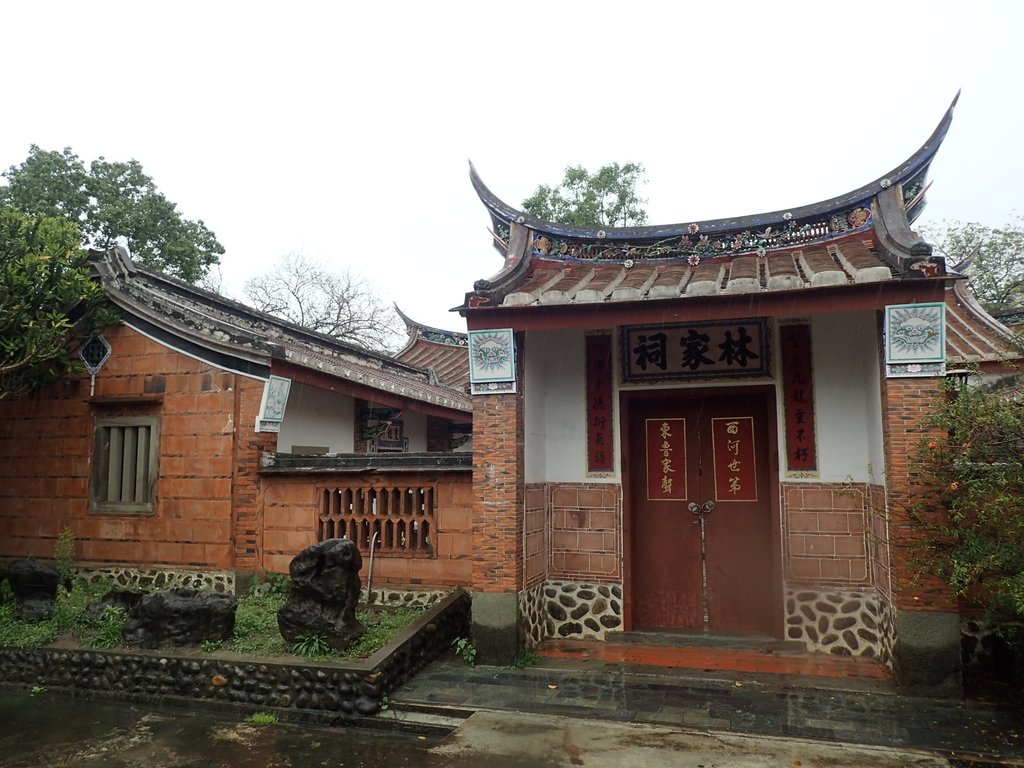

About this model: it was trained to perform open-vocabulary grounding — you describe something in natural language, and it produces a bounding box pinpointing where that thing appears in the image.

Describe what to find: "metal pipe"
[365,530,380,605]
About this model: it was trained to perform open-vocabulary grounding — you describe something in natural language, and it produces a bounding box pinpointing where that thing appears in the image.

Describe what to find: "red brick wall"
[548,483,621,581]
[868,483,891,599]
[260,471,474,587]
[878,373,953,611]
[524,484,546,587]
[471,384,525,593]
[782,482,870,586]
[0,325,269,571]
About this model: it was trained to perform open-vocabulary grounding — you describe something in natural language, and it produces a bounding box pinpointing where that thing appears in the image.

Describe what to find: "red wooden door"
[629,391,776,634]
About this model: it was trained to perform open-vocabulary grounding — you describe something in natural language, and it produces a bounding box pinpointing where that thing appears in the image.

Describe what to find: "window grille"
[92,417,158,513]
[318,484,435,557]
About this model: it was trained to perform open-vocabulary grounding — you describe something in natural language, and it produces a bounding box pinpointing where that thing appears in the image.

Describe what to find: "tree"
[522,162,648,228]
[922,214,1024,312]
[0,146,223,283]
[0,207,112,399]
[909,371,1024,622]
[243,253,402,352]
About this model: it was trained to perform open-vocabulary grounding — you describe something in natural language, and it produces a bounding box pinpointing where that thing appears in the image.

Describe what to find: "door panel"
[629,391,776,634]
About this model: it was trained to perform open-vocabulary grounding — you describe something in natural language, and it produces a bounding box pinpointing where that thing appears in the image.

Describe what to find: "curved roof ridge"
[394,304,468,346]
[470,92,959,243]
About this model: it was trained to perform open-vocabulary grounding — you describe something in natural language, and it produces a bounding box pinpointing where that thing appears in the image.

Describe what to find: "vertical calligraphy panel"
[780,324,818,474]
[585,334,615,473]
[645,418,687,501]
[711,417,758,502]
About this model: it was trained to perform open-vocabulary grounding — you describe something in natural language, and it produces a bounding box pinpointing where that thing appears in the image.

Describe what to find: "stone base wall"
[785,588,892,664]
[366,588,446,608]
[75,565,236,594]
[520,580,623,642]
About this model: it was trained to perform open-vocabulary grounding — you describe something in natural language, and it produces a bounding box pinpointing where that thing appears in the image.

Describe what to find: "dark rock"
[547,601,567,622]
[123,588,238,648]
[277,538,365,652]
[7,559,59,620]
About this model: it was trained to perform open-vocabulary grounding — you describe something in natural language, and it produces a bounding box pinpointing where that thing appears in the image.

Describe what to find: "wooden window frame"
[91,415,159,514]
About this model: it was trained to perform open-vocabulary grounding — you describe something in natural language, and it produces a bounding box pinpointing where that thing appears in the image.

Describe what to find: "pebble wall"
[0,590,470,719]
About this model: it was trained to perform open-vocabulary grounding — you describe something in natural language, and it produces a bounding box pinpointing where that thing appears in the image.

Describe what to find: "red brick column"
[470,336,525,662]
[879,364,961,695]
[471,388,525,593]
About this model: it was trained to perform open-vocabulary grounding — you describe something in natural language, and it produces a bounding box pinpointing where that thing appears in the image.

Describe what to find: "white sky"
[4,1,1022,332]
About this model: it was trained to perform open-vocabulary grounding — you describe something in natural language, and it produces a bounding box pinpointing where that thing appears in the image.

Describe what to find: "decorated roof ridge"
[945,280,1020,366]
[469,92,958,248]
[394,304,469,347]
[92,247,431,379]
[90,248,472,413]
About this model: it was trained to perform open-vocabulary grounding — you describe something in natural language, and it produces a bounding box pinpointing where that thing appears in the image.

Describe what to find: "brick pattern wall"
[782,482,871,586]
[260,471,473,586]
[868,483,891,600]
[471,382,525,593]
[549,483,621,581]
[878,374,954,612]
[0,325,251,570]
[525,484,546,587]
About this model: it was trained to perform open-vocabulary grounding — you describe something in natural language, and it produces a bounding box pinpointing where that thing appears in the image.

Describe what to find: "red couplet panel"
[645,418,687,501]
[710,416,758,502]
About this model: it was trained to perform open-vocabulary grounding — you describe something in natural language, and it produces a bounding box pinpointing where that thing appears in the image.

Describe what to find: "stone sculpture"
[6,558,59,620]
[277,538,365,652]
[123,588,237,648]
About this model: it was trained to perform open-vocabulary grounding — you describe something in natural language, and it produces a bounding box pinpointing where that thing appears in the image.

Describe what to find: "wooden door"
[629,391,776,634]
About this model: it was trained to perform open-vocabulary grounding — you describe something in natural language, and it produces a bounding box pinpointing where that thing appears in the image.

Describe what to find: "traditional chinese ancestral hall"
[458,94,1010,694]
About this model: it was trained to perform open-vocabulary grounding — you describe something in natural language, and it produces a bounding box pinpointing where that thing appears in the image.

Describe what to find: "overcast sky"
[4,1,1021,332]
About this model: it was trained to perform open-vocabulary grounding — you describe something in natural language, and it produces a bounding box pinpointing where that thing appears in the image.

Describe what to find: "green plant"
[291,633,331,658]
[250,572,291,599]
[244,711,279,725]
[29,685,46,696]
[229,593,288,656]
[82,605,126,649]
[507,649,541,669]
[451,636,477,665]
[200,639,222,653]
[348,607,424,658]
[909,369,1024,619]
[54,527,75,587]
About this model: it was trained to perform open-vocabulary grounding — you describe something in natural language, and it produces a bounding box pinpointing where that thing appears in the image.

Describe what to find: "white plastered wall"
[402,411,428,452]
[276,382,355,453]
[523,314,886,486]
[804,311,885,484]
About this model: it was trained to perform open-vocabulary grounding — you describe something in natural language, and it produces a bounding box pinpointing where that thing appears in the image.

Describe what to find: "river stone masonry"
[785,588,893,663]
[76,566,235,594]
[521,580,623,642]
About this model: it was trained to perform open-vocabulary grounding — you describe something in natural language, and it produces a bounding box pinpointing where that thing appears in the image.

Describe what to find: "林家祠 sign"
[623,320,768,381]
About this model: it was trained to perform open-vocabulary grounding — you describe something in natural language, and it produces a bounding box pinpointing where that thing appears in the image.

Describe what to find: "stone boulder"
[277,538,365,652]
[123,588,237,648]
[7,559,60,620]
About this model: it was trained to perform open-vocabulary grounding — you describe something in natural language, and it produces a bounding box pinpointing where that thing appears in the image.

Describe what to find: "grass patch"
[0,581,426,663]
[244,711,279,725]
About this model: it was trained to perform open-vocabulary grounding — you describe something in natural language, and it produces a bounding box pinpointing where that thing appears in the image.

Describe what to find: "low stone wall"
[0,590,470,719]
[75,566,236,595]
[521,580,623,642]
[784,588,892,664]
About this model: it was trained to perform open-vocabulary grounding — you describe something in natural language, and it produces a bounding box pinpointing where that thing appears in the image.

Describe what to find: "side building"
[0,248,474,600]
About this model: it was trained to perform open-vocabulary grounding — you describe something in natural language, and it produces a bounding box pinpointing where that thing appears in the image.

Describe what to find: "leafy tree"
[243,253,402,352]
[922,214,1024,312]
[522,162,648,228]
[0,146,223,283]
[910,370,1024,621]
[0,207,112,399]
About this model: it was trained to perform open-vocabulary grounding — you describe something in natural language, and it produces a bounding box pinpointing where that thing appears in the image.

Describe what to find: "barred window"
[92,416,159,514]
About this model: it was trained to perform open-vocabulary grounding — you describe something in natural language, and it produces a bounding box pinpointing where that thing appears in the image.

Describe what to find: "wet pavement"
[2,656,1022,766]
[0,686,965,767]
[393,657,1024,763]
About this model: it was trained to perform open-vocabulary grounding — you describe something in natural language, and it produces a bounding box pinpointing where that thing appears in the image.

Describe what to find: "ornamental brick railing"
[318,484,435,557]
